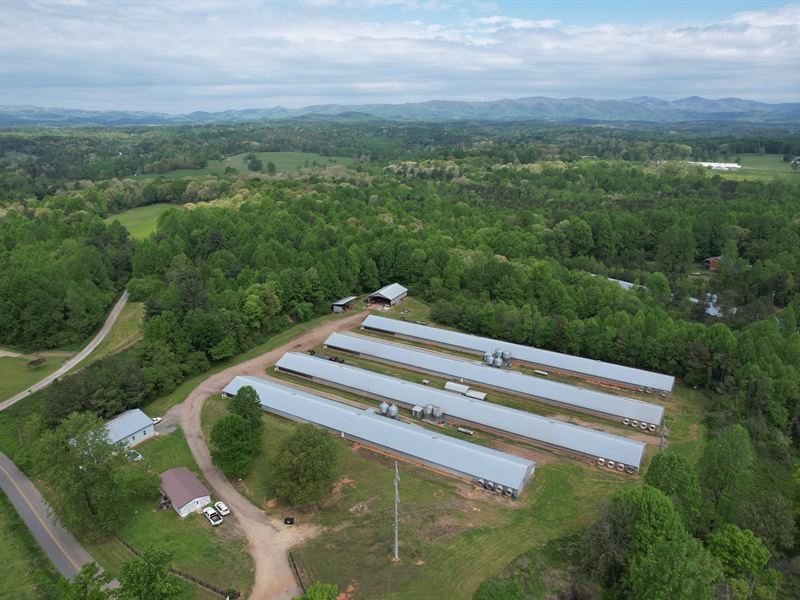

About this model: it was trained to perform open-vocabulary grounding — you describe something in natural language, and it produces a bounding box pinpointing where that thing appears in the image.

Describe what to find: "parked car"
[284,516,295,525]
[203,506,223,526]
[214,501,230,516]
[151,417,163,425]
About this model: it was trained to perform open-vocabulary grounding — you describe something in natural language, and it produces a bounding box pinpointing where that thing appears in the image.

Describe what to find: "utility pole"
[393,461,400,561]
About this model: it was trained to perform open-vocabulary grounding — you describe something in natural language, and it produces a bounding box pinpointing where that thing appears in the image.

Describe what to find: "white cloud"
[0,0,797,111]
[726,3,800,26]
[472,15,561,30]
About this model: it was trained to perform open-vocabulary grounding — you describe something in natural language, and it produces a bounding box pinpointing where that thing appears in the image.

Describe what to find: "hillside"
[1,96,798,127]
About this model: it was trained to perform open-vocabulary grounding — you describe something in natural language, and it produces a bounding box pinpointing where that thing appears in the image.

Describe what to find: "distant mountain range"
[1,96,798,126]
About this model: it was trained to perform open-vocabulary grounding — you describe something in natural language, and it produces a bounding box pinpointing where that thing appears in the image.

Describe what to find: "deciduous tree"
[272,424,337,505]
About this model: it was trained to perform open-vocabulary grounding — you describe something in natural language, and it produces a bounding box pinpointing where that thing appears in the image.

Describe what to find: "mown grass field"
[0,354,70,402]
[104,203,176,240]
[132,151,353,180]
[0,488,62,598]
[716,153,799,182]
[82,302,144,367]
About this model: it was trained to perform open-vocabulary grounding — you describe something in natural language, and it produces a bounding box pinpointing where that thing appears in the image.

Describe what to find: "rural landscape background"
[1,1,799,600]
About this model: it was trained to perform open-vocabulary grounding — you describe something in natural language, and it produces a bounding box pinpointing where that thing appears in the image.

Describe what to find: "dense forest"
[2,120,800,598]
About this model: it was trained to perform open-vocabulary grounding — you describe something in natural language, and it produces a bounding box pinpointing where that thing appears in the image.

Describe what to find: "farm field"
[104,203,176,240]
[0,354,71,402]
[0,489,62,598]
[716,153,799,181]
[132,151,354,180]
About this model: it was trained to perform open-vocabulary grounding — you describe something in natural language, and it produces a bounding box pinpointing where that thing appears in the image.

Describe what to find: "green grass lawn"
[104,203,176,240]
[132,151,354,181]
[81,302,144,367]
[0,354,71,402]
[715,153,799,182]
[84,429,254,599]
[0,488,62,598]
[205,398,631,599]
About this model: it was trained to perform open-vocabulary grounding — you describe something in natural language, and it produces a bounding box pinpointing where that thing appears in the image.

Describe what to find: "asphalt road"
[0,290,129,411]
[0,290,130,582]
[0,451,94,579]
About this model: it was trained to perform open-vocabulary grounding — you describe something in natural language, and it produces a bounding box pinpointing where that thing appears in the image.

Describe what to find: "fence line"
[114,535,240,598]
[289,551,307,594]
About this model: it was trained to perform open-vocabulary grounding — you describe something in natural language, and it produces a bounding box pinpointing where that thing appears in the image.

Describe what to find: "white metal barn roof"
[368,283,407,302]
[332,296,357,306]
[276,353,647,468]
[325,332,665,425]
[223,375,535,493]
[105,409,152,445]
[444,381,470,394]
[362,315,674,393]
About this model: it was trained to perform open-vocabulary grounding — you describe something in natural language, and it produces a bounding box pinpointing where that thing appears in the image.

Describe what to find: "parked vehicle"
[151,417,163,425]
[284,516,295,525]
[203,506,223,526]
[214,501,230,516]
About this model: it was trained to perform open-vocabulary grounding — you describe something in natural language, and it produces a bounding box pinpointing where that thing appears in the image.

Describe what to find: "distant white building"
[105,409,154,448]
[686,161,741,171]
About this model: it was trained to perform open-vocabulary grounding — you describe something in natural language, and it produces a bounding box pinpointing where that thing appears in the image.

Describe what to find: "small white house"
[368,283,408,306]
[160,467,211,518]
[105,409,154,448]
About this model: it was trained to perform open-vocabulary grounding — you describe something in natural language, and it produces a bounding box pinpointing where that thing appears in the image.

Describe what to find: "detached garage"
[160,467,211,518]
[368,283,407,306]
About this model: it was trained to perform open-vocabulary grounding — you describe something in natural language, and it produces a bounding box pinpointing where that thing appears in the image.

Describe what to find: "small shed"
[160,467,211,518]
[105,409,154,448]
[368,283,407,306]
[444,381,470,395]
[704,256,722,272]
[331,296,357,313]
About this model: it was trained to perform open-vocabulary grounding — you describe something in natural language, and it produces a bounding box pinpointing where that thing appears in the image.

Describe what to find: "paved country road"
[0,290,129,411]
[0,290,129,582]
[0,451,95,579]
[176,308,372,600]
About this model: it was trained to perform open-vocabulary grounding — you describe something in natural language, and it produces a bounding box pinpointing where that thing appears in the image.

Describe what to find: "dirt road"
[177,310,371,600]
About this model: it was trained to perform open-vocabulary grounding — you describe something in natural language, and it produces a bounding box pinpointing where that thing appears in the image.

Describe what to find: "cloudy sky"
[1,0,798,112]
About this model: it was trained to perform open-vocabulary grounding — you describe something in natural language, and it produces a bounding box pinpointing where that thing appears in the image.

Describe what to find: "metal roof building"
[362,315,674,394]
[331,296,358,313]
[368,283,408,306]
[223,375,535,496]
[276,353,646,470]
[324,332,665,426]
[105,408,154,448]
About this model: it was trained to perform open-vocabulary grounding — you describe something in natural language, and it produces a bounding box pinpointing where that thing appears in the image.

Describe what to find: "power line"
[393,461,400,561]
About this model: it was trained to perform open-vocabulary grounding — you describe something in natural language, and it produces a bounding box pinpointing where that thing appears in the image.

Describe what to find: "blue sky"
[0,0,798,112]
